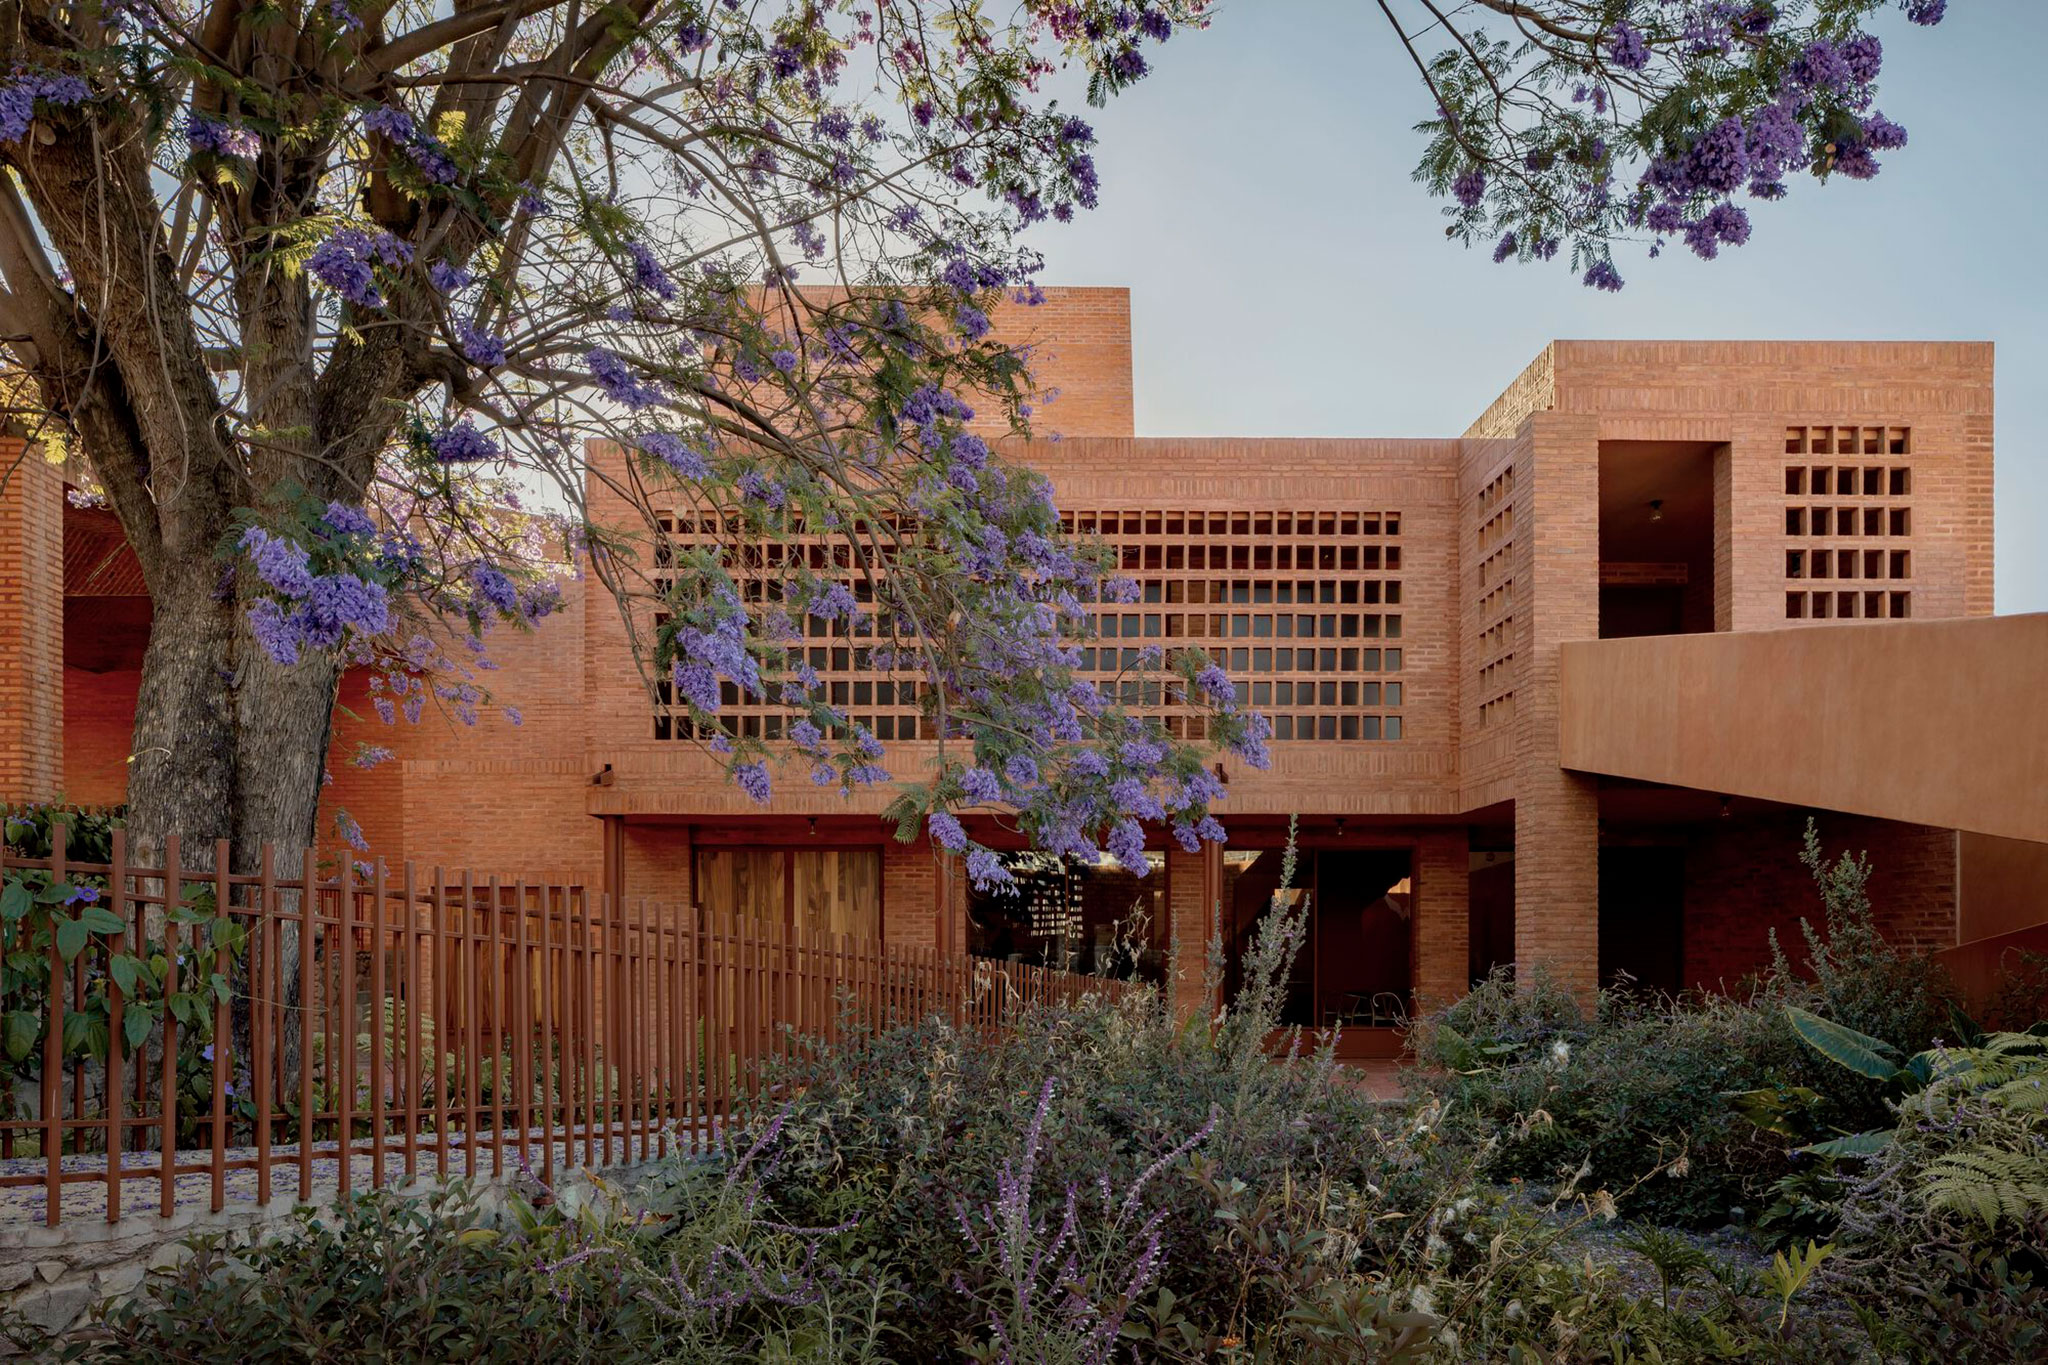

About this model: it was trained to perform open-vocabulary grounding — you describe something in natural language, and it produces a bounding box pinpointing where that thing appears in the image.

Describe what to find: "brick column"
[1720,418,1791,633]
[882,839,960,952]
[0,445,63,802]
[1514,413,1601,994]
[1411,829,1470,1010]
[1164,845,1212,1017]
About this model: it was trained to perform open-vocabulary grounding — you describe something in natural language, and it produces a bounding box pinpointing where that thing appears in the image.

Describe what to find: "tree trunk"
[125,569,345,1097]
[123,564,239,864]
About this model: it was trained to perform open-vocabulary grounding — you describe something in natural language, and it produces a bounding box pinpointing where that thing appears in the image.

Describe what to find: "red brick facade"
[3,301,2003,1007]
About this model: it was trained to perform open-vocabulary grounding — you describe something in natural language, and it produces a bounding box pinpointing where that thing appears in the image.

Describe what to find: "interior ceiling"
[1596,779,1797,826]
[1598,441,1718,564]
[64,502,147,596]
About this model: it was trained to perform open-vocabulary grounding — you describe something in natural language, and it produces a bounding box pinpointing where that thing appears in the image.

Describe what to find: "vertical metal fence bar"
[335,854,355,1200]
[370,857,388,1190]
[514,878,532,1178]
[104,831,127,1222]
[42,821,67,1226]
[255,845,275,1207]
[209,840,229,1212]
[540,882,556,1186]
[403,861,420,1184]
[297,845,316,1204]
[462,869,479,1181]
[432,869,450,1183]
[159,835,181,1218]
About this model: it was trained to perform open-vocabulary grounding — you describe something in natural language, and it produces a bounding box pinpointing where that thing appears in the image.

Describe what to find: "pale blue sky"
[1024,1,2046,612]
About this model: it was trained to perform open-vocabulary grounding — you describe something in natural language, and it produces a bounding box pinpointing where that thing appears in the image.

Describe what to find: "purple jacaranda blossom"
[0,70,89,144]
[1608,20,1651,70]
[430,419,498,463]
[734,761,771,804]
[186,118,261,160]
[587,347,663,410]
[636,430,711,479]
[928,811,967,852]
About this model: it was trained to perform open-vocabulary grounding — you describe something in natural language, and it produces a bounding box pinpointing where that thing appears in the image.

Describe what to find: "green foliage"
[1919,1147,2048,1229]
[1783,1004,1900,1081]
[1,806,240,1145]
[1409,820,1960,1230]
[1412,972,1802,1227]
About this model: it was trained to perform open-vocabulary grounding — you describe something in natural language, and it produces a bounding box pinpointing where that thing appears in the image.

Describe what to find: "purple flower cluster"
[186,117,261,161]
[625,241,677,300]
[456,323,506,368]
[322,501,377,538]
[637,429,712,480]
[240,525,390,666]
[587,347,663,410]
[1608,20,1651,71]
[669,583,760,722]
[429,419,499,463]
[0,70,89,144]
[361,102,459,185]
[307,227,411,309]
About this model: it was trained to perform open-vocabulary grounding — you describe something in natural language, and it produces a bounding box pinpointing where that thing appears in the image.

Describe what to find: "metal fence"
[0,828,1132,1227]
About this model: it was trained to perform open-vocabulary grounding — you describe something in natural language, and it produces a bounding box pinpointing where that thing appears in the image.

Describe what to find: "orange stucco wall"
[1558,615,2048,845]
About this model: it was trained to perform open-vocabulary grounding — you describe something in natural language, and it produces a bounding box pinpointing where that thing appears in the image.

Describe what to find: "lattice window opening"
[1784,425,1911,457]
[1779,425,1914,623]
[652,511,1256,751]
[648,507,943,747]
[1062,507,1409,744]
[1472,464,1519,727]
[1784,590,1912,622]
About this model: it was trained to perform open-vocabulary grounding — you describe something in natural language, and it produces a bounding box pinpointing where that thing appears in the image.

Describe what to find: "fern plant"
[1920,1144,2048,1230]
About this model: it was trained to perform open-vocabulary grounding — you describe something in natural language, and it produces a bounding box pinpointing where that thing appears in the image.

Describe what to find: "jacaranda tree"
[0,0,1947,885]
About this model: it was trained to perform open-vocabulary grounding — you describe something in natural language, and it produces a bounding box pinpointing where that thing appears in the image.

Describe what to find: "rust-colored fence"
[0,829,1132,1227]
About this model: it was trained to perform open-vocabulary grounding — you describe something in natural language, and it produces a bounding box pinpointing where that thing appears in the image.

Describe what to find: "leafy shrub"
[1407,820,1958,1229]
[743,863,1496,1359]
[1414,976,1802,1226]
[34,1157,902,1363]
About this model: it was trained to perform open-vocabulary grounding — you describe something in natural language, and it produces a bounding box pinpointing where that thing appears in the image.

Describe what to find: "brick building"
[8,287,2045,1037]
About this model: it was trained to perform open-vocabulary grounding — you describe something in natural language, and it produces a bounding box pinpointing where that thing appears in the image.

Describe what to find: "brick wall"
[1412,828,1471,1008]
[881,838,951,952]
[1682,812,1958,990]
[1164,845,1210,1015]
[60,668,136,806]
[1512,414,1602,994]
[0,446,63,801]
[25,331,1999,1005]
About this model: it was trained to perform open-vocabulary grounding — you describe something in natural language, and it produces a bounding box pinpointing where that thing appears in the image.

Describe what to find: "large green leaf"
[78,906,126,934]
[3,1010,39,1062]
[123,1005,153,1054]
[1799,1129,1892,1159]
[0,882,29,923]
[1784,1005,1901,1081]
[54,915,90,963]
